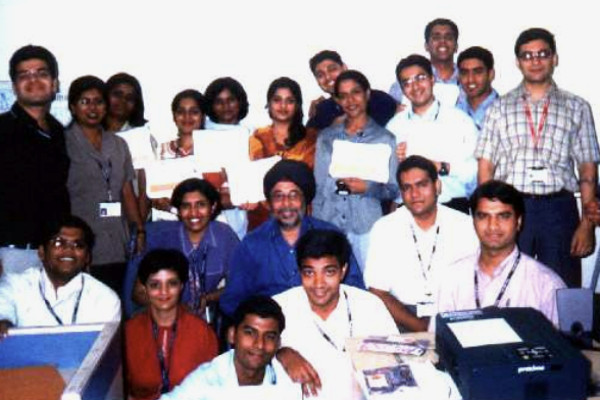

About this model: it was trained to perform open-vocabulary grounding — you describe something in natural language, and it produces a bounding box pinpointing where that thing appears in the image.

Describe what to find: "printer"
[436,307,590,400]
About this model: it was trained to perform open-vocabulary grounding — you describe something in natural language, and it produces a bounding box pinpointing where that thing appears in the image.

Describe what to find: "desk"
[348,333,600,400]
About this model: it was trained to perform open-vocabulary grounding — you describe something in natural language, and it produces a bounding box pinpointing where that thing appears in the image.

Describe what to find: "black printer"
[436,307,590,400]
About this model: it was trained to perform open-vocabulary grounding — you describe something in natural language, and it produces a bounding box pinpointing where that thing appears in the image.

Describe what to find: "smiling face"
[39,227,90,287]
[458,58,494,102]
[516,39,557,86]
[107,83,136,122]
[70,88,106,128]
[300,255,347,319]
[13,58,58,107]
[399,65,435,113]
[313,59,346,94]
[229,314,281,384]
[473,198,521,254]
[268,180,305,230]
[425,24,458,64]
[173,97,203,136]
[335,78,369,121]
[268,87,297,124]
[177,190,213,242]
[145,269,183,314]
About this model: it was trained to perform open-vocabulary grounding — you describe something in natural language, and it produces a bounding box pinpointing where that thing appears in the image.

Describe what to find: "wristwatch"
[439,162,449,176]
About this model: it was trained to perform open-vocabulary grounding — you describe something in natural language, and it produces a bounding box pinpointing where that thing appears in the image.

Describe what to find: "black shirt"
[0,103,70,246]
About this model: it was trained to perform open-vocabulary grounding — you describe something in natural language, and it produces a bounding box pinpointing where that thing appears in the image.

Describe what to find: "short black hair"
[42,215,95,252]
[458,46,495,70]
[232,295,286,333]
[171,89,207,115]
[137,248,189,285]
[105,73,147,128]
[309,50,344,74]
[171,178,221,219]
[333,70,370,98]
[514,28,556,57]
[68,75,106,114]
[296,229,350,269]
[204,77,249,122]
[469,180,525,218]
[424,18,459,42]
[396,155,438,186]
[9,45,59,83]
[396,54,433,82]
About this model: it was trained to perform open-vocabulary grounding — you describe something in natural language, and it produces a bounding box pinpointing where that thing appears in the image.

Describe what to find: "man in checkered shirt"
[475,27,600,287]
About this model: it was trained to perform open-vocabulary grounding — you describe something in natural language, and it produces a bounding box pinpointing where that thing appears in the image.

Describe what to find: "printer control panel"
[515,345,554,361]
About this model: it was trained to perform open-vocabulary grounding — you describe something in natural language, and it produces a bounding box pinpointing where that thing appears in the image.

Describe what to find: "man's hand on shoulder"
[309,96,326,118]
[276,347,321,397]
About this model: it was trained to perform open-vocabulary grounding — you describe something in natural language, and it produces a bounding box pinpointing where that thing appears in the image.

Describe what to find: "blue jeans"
[518,192,580,287]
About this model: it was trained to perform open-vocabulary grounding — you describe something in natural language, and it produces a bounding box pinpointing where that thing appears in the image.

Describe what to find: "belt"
[520,189,572,200]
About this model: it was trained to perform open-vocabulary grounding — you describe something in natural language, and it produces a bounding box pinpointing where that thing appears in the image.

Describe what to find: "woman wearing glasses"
[65,75,145,293]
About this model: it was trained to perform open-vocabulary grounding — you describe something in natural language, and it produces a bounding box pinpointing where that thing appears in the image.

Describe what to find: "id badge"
[99,202,121,217]
[526,166,549,184]
[416,301,435,317]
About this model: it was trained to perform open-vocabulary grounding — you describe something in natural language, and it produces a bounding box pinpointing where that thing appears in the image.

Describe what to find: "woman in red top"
[125,249,218,400]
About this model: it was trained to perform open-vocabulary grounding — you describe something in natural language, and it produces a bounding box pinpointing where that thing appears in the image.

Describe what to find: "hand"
[396,142,407,162]
[132,279,148,307]
[276,347,321,396]
[238,202,259,211]
[341,178,367,194]
[308,96,326,118]
[151,197,172,212]
[570,219,595,257]
[583,200,600,225]
[396,103,407,113]
[0,320,12,340]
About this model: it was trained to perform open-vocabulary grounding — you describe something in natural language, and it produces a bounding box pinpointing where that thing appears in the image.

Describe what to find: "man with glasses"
[386,54,478,214]
[220,160,364,318]
[0,216,121,337]
[0,45,70,276]
[476,28,600,287]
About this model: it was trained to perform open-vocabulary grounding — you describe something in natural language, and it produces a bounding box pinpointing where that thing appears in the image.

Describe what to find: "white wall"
[1,0,598,289]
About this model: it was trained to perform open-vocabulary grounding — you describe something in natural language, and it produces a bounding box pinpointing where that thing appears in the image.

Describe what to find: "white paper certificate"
[447,318,522,348]
[227,156,281,205]
[193,128,249,171]
[329,140,392,183]
[116,126,156,169]
[145,158,207,199]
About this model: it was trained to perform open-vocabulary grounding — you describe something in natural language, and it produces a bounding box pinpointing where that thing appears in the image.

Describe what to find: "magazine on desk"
[358,335,428,356]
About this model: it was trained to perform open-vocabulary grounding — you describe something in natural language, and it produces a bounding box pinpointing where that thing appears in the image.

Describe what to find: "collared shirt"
[365,205,478,306]
[0,267,121,326]
[313,118,399,234]
[65,122,135,265]
[386,100,478,201]
[475,81,600,194]
[274,284,397,400]
[388,64,462,106]
[436,247,566,327]
[159,349,292,400]
[123,220,239,317]
[306,89,397,130]
[0,103,70,247]
[456,89,499,131]
[219,216,365,317]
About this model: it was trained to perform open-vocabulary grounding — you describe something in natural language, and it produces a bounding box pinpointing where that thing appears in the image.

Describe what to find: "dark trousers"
[518,192,581,287]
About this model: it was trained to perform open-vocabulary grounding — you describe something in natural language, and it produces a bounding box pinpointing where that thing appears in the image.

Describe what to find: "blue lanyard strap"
[474,251,521,309]
[313,290,352,352]
[39,275,85,325]
[152,314,178,393]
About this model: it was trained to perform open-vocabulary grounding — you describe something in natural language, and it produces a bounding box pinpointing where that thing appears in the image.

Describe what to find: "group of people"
[0,16,598,400]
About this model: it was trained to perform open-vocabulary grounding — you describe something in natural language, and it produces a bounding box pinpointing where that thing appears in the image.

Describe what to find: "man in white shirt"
[160,296,295,400]
[436,180,566,327]
[365,156,478,332]
[386,54,478,214]
[274,229,398,400]
[0,215,120,337]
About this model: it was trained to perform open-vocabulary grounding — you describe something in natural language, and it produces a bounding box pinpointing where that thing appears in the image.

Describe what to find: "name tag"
[416,301,435,317]
[526,166,549,184]
[99,202,121,217]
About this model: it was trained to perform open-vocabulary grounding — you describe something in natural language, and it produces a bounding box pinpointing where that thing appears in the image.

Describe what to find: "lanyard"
[313,290,352,352]
[523,96,550,151]
[410,224,440,296]
[95,159,113,201]
[152,315,178,393]
[39,275,85,325]
[474,251,521,308]
[188,244,209,312]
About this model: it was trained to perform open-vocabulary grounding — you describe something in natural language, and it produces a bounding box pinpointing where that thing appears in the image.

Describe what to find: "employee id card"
[99,202,121,217]
[526,166,549,184]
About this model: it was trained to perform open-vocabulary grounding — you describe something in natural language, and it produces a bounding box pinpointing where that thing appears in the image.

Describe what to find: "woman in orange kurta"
[125,249,218,400]
[247,77,317,229]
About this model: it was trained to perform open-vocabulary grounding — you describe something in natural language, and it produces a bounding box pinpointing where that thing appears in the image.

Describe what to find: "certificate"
[227,156,281,205]
[116,126,157,169]
[145,158,206,199]
[193,128,249,171]
[329,140,392,183]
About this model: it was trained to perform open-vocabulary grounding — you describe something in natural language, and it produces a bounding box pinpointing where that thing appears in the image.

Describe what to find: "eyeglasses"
[400,73,430,89]
[49,237,87,251]
[78,97,105,106]
[270,191,303,203]
[518,49,553,61]
[16,68,52,82]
